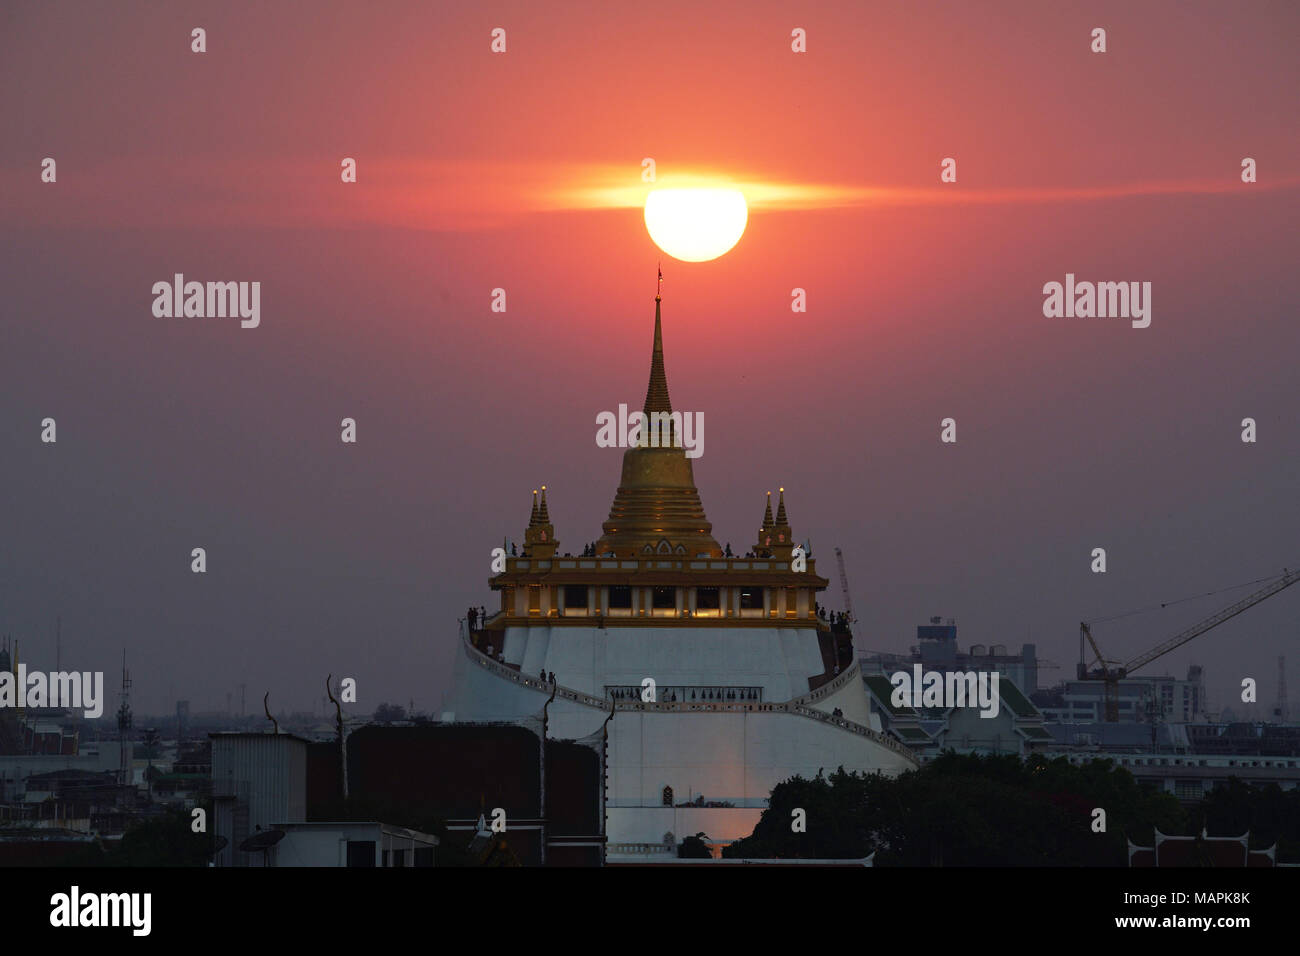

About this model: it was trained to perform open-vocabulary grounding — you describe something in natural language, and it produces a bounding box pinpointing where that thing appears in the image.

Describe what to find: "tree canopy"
[724,752,1187,866]
[678,832,713,858]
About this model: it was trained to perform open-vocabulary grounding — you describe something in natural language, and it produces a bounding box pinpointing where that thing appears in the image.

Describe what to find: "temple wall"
[449,638,917,849]
[602,709,914,808]
[496,624,826,700]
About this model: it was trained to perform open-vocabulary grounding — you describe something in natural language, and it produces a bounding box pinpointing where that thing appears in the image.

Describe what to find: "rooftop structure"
[265,821,439,868]
[1128,829,1280,867]
[861,618,1041,695]
[859,620,1053,756]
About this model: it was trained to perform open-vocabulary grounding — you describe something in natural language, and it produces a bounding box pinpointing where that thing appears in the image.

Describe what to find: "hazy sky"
[2,1,1297,720]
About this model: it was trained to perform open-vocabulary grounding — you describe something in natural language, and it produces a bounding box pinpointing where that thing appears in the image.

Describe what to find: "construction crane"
[1080,566,1300,721]
[834,547,855,623]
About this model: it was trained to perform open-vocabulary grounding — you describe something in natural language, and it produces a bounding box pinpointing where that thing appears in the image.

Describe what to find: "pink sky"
[1,0,1298,718]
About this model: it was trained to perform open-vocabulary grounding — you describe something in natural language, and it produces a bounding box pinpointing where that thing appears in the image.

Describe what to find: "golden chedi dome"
[595,287,722,559]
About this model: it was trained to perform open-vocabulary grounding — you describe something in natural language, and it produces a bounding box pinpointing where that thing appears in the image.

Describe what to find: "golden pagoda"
[449,276,918,860]
[485,282,831,632]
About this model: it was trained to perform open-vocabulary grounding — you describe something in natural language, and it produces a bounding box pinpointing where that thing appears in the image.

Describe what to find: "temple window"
[695,587,720,610]
[652,586,675,609]
[609,586,632,609]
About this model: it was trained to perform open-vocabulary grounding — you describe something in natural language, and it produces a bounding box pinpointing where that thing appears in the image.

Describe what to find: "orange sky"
[2,0,1298,717]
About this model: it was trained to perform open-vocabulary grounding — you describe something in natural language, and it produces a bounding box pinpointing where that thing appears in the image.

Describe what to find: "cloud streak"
[6,158,1295,233]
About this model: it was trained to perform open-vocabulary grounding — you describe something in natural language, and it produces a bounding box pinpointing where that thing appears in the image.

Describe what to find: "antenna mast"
[116,651,132,790]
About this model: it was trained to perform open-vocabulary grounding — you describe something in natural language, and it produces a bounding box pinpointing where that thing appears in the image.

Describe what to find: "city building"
[211,732,308,867]
[1185,721,1300,756]
[864,617,1042,695]
[1051,748,1300,803]
[859,620,1054,757]
[211,722,605,866]
[266,821,439,867]
[1036,667,1207,724]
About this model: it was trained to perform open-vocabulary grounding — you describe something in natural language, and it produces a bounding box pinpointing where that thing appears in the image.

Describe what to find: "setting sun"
[644,188,748,262]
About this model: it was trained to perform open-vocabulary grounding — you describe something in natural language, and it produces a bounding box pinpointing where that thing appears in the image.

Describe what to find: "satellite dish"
[239,828,285,853]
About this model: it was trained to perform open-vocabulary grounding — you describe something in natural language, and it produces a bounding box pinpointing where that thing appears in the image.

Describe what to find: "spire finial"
[656,262,663,302]
[529,489,539,527]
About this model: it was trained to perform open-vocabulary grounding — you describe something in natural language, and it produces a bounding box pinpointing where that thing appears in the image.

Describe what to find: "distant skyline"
[2,1,1298,718]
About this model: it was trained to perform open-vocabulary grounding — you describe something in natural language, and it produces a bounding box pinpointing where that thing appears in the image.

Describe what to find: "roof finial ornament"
[656,263,663,302]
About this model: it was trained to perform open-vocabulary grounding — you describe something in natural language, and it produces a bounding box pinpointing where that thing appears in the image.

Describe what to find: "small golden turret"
[769,487,795,560]
[524,485,559,558]
[757,488,796,559]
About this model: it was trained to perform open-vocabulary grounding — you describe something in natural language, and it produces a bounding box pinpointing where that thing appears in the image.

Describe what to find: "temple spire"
[538,485,551,523]
[594,285,721,559]
[755,491,775,556]
[529,489,539,527]
[643,267,672,416]
[775,488,788,526]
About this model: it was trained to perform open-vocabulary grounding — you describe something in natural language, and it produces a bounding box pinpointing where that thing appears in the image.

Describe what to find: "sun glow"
[644,188,748,262]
